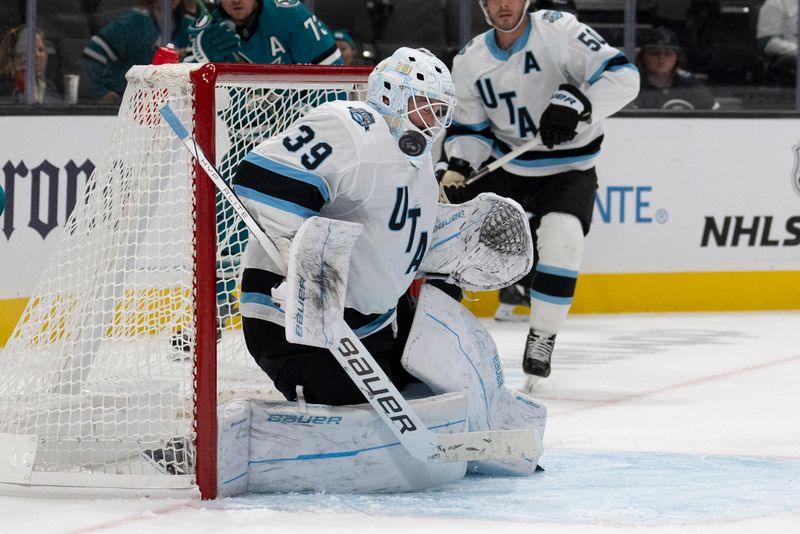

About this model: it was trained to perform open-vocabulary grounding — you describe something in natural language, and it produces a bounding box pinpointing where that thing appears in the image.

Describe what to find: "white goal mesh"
[0,63,370,497]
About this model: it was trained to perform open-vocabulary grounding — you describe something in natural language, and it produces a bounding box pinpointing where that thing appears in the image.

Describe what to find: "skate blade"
[493,313,529,322]
[521,375,540,393]
[493,303,530,322]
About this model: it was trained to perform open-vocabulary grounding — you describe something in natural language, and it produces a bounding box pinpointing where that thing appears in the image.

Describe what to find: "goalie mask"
[478,0,531,34]
[367,47,456,158]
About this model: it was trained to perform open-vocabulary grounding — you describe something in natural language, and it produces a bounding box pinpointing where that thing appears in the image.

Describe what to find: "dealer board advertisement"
[1,115,799,341]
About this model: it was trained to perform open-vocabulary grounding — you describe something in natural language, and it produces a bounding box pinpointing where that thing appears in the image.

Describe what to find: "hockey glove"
[437,157,475,204]
[538,84,592,149]
[190,17,241,63]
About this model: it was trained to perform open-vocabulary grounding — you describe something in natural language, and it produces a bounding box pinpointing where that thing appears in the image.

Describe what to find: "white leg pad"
[401,284,547,476]
[217,399,252,498]
[217,394,468,494]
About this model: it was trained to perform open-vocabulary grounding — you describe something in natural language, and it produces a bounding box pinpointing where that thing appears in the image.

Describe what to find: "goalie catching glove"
[189,16,242,63]
[420,193,533,290]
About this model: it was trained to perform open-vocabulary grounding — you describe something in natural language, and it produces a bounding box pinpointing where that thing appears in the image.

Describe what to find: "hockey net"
[0,63,371,498]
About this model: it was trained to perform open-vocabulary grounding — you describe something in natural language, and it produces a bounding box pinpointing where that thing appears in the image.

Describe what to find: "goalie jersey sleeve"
[445,11,639,177]
[234,101,439,334]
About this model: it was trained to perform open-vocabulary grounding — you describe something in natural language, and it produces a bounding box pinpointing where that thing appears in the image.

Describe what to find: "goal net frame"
[0,62,373,500]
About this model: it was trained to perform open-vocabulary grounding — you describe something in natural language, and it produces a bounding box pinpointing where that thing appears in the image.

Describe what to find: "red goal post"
[0,63,373,500]
[192,64,372,499]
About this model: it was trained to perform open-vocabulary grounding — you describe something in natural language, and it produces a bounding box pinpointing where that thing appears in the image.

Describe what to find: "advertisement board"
[2,115,800,343]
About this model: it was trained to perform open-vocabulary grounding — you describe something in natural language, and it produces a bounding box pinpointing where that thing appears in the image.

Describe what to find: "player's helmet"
[367,47,456,157]
[478,0,531,33]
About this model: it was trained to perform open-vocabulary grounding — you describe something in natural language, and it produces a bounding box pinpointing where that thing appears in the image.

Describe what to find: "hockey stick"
[159,104,542,463]
[465,133,542,185]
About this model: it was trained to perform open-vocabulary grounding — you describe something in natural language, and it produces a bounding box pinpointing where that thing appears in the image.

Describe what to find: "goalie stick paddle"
[159,104,542,463]
[465,133,542,185]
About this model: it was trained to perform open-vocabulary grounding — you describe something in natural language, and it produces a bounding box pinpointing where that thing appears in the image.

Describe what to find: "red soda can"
[152,44,180,65]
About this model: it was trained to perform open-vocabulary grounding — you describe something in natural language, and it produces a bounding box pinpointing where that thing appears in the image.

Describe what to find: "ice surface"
[1,311,798,533]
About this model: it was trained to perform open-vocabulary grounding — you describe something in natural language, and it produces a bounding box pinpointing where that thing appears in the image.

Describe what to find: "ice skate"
[521,329,555,391]
[494,284,530,322]
[142,438,193,475]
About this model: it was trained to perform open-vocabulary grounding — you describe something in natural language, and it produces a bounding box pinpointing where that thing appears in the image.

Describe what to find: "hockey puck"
[398,130,426,157]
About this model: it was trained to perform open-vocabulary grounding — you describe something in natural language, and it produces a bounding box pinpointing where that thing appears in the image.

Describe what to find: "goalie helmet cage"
[0,63,373,500]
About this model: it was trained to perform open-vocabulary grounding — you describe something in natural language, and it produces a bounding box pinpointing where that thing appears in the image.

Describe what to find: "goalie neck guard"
[367,47,456,158]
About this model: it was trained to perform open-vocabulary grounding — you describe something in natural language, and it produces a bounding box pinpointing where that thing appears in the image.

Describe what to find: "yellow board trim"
[462,271,800,316]
[0,298,29,347]
[3,271,799,346]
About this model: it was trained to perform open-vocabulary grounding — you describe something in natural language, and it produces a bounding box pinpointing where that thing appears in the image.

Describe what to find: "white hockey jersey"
[235,100,439,336]
[756,0,798,57]
[444,10,639,177]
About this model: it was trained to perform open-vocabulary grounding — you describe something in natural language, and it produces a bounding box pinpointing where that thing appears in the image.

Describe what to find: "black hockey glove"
[437,157,475,204]
[538,84,592,149]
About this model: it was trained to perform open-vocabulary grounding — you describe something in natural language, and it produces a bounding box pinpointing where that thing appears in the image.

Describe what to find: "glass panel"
[0,0,97,105]
[628,0,797,111]
[2,1,800,111]
[0,1,200,107]
[85,0,198,105]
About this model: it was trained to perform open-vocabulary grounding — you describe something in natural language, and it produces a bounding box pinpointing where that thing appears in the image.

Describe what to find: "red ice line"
[542,353,800,417]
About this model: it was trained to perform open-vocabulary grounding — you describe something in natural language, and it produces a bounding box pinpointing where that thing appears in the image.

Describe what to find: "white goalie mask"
[478,0,531,34]
[367,47,456,158]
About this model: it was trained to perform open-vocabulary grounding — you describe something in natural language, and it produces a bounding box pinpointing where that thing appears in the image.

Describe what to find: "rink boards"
[2,115,800,344]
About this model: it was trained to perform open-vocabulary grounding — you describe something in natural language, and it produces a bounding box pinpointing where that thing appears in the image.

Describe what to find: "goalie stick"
[465,133,542,185]
[159,104,542,464]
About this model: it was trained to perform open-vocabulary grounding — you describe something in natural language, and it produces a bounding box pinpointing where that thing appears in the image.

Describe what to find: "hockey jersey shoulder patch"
[348,106,375,131]
[540,10,564,23]
[457,37,478,56]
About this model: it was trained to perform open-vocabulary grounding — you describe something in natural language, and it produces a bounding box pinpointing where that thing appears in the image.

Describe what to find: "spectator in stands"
[0,25,59,104]
[632,27,719,110]
[186,0,342,65]
[83,0,198,103]
[534,0,577,15]
[756,0,797,85]
[334,29,358,65]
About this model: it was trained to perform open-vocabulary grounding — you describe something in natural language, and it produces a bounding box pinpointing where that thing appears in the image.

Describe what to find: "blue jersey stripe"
[244,152,330,202]
[234,184,319,219]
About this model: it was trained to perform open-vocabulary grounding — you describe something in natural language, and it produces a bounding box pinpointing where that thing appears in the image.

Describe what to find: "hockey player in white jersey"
[440,0,640,390]
[232,47,456,406]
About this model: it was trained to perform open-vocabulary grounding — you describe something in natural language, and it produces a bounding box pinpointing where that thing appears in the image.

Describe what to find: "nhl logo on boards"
[348,106,375,131]
[792,142,800,197]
